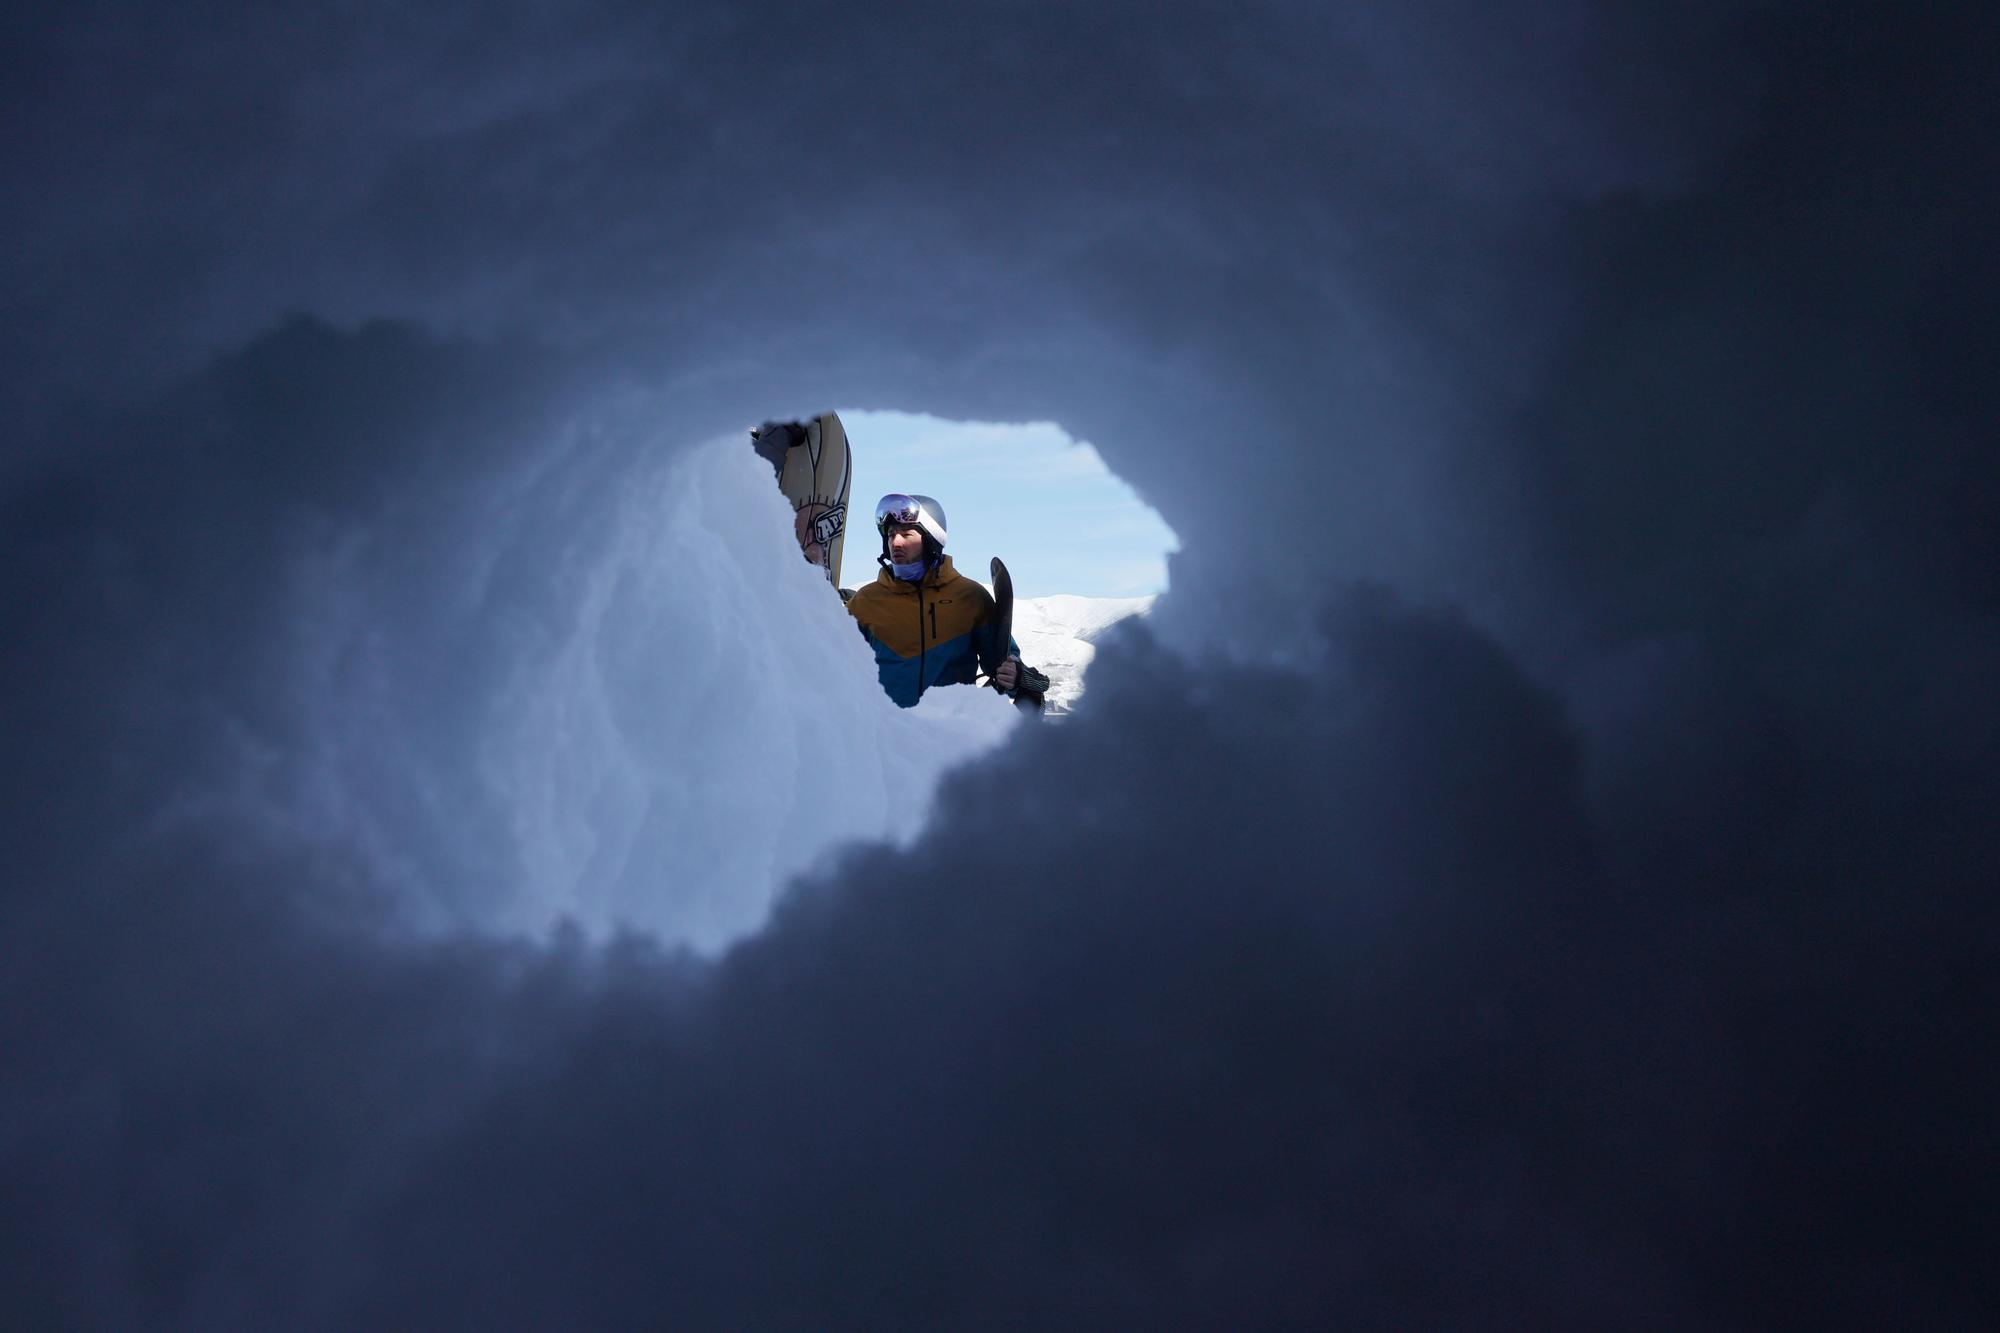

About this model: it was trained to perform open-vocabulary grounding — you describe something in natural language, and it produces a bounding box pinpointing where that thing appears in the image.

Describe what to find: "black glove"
[1010,661,1050,703]
[749,420,805,474]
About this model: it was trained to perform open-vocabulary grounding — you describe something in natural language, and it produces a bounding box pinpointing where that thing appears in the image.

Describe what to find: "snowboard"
[752,412,851,586]
[984,557,1013,684]
[987,557,1047,712]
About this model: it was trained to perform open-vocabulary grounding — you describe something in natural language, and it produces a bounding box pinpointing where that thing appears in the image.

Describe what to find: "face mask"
[891,557,929,582]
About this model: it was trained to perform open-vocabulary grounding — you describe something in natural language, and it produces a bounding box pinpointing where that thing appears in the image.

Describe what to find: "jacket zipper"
[916,582,927,699]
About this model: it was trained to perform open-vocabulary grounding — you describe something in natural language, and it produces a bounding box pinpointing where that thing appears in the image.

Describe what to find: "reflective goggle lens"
[875,493,922,531]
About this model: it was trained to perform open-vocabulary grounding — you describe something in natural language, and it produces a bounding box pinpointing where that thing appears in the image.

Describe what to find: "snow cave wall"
[2,3,1994,1327]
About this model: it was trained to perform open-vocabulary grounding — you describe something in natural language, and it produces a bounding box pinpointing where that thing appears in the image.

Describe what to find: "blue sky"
[838,410,1178,599]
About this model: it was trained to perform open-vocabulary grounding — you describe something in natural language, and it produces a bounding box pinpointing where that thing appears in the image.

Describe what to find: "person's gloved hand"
[751,420,805,447]
[749,420,804,474]
[995,657,1050,702]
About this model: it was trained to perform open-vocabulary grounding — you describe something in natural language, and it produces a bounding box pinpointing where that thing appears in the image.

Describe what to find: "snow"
[264,431,1150,952]
[500,438,1037,951]
[284,435,1026,954]
[1005,592,1156,715]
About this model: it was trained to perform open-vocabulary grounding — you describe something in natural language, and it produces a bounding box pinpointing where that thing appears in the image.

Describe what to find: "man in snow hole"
[844,492,1049,709]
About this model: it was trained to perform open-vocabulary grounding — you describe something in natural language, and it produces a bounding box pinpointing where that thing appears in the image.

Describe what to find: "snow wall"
[4,6,1994,1327]
[208,428,1019,952]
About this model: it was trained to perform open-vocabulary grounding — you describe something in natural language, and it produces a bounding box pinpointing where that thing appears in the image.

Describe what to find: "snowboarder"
[846,492,1049,709]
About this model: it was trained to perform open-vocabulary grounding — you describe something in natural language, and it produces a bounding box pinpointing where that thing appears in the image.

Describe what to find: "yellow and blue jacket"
[845,555,1021,708]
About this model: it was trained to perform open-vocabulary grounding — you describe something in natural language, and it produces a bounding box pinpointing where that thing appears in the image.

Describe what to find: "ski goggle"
[874,493,924,534]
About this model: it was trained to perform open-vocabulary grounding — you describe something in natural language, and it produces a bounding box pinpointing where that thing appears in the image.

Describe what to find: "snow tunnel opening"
[414,403,1182,956]
[753,407,1180,716]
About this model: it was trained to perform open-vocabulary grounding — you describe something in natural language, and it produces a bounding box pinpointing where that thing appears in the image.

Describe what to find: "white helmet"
[874,493,947,557]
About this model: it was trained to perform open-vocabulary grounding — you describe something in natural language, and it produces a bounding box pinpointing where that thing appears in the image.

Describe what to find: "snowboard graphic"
[752,412,851,587]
